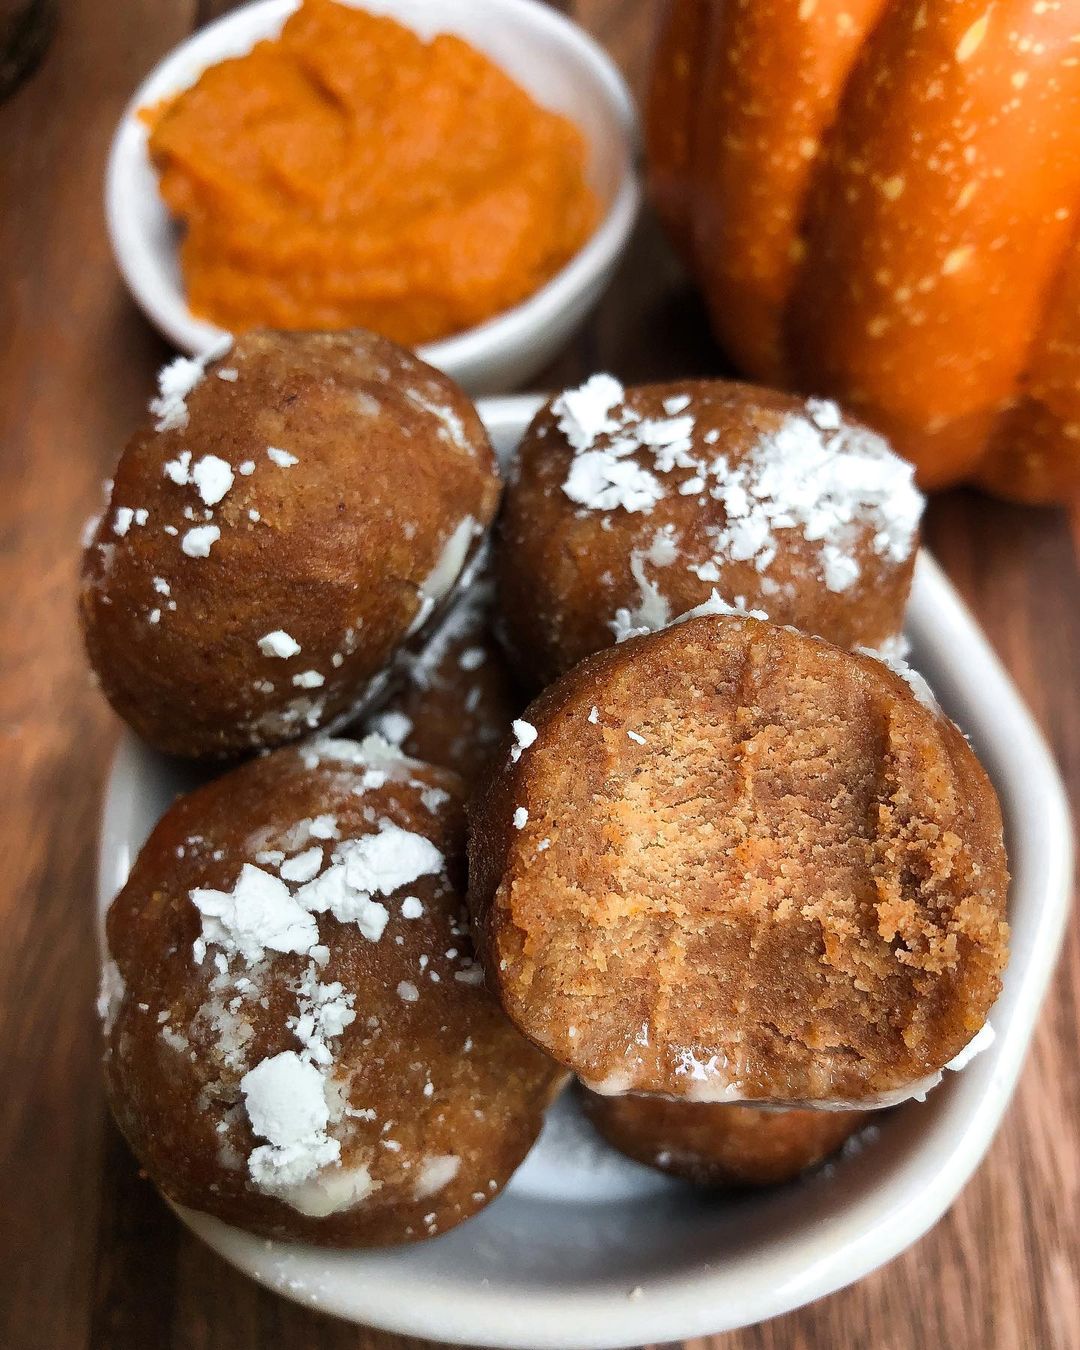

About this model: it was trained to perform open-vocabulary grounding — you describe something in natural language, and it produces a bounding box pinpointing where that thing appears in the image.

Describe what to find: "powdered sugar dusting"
[554,375,703,515]
[107,735,463,1217]
[610,527,679,641]
[672,591,769,626]
[556,376,665,514]
[704,408,922,591]
[550,379,923,601]
[857,644,940,713]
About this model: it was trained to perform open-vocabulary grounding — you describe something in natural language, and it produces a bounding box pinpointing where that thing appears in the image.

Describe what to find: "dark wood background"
[1,2,1077,1347]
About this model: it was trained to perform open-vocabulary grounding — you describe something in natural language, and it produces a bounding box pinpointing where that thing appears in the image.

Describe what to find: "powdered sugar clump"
[564,452,664,515]
[191,864,320,967]
[288,965,357,1067]
[368,710,412,746]
[553,372,625,452]
[279,846,324,884]
[413,1153,460,1200]
[241,1052,340,1190]
[291,820,444,943]
[149,339,233,433]
[191,454,234,507]
[163,450,192,485]
[339,823,443,897]
[181,524,221,558]
[509,719,537,764]
[259,630,301,659]
[149,356,206,432]
[806,396,842,431]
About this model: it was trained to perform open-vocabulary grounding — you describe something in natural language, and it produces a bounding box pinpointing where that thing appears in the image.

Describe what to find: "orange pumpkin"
[647,0,1080,502]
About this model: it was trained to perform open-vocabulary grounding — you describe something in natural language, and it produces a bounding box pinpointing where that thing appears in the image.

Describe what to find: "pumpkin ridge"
[978,222,1080,504]
[650,0,1080,501]
[683,0,890,385]
[783,0,1080,487]
[645,0,710,266]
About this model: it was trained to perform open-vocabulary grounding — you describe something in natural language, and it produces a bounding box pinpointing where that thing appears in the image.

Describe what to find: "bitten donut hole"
[477,618,1008,1107]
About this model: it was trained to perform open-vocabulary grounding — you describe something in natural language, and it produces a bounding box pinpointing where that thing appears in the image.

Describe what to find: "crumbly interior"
[490,621,1008,1103]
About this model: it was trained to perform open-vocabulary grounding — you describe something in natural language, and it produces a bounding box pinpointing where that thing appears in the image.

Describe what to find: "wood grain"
[0,3,1076,1348]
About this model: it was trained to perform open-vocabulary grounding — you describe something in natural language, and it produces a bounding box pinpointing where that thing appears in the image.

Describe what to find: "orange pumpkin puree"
[147,0,599,345]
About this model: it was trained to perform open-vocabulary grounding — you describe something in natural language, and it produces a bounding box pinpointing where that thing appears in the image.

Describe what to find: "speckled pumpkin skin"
[648,0,1080,502]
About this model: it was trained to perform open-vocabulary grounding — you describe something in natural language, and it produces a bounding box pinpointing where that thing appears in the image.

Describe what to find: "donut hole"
[582,1091,871,1187]
[480,619,1007,1104]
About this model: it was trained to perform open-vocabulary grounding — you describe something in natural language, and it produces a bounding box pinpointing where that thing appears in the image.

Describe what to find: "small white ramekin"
[104,0,639,394]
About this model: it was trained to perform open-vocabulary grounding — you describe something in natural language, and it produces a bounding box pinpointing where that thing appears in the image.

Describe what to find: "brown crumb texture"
[102,739,563,1247]
[361,571,526,785]
[468,616,1008,1104]
[80,329,501,759]
[582,1089,870,1187]
[496,379,920,690]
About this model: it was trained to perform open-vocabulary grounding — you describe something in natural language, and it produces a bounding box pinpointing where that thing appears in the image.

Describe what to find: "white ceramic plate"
[97,395,1073,1347]
[104,0,640,394]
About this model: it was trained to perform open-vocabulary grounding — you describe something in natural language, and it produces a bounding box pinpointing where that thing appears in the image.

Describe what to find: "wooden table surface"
[2,2,1077,1347]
